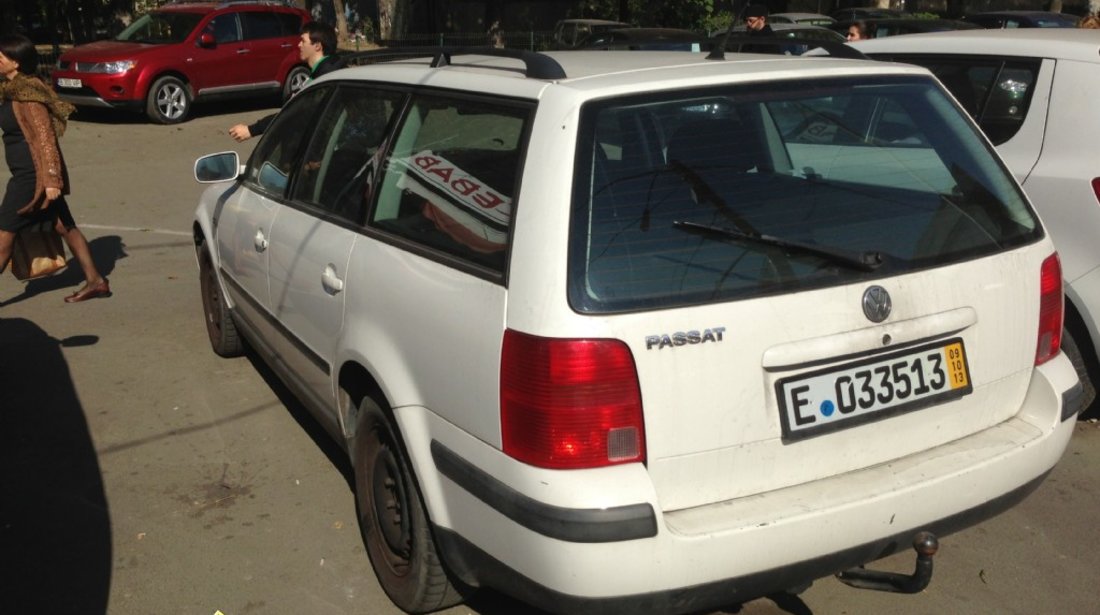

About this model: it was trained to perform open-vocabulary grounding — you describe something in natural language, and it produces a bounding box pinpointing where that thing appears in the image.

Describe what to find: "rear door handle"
[322,264,344,294]
[253,229,268,252]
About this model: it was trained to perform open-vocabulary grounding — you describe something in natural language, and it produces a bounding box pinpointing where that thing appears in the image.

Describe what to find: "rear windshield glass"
[568,75,1041,313]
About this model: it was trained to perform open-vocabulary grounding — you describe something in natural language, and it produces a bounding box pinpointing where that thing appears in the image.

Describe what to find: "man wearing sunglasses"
[743,4,774,36]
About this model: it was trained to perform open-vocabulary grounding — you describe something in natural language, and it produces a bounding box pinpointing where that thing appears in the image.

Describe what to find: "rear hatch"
[567,74,1049,511]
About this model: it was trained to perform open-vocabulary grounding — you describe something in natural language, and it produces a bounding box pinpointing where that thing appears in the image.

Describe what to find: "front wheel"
[198,244,243,358]
[283,65,311,101]
[352,397,465,613]
[146,76,191,124]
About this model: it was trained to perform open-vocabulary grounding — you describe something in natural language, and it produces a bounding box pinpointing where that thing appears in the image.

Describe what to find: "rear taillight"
[1036,253,1063,365]
[1091,178,1100,204]
[501,329,645,469]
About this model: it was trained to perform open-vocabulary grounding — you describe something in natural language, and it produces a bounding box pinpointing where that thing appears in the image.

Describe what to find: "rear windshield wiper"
[672,220,884,272]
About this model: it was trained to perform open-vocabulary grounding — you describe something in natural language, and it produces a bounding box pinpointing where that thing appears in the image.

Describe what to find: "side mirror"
[198,32,216,48]
[194,151,241,183]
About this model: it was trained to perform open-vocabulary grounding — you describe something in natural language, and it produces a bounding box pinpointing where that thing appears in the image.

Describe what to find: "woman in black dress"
[0,34,108,302]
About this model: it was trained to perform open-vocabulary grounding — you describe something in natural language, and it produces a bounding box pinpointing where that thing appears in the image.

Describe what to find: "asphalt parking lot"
[1,98,1099,615]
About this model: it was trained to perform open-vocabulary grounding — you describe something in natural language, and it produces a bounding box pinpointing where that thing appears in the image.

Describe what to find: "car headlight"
[85,60,136,74]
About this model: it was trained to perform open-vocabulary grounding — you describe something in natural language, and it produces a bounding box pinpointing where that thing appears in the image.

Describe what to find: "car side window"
[240,11,283,40]
[244,87,331,197]
[371,94,532,273]
[275,12,302,36]
[290,85,403,223]
[208,14,241,44]
[870,55,1041,146]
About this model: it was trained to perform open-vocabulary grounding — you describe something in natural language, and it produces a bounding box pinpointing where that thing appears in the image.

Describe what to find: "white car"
[769,11,837,26]
[852,29,1100,416]
[192,47,1079,614]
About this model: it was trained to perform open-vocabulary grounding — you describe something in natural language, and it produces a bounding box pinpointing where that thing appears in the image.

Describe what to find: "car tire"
[146,76,191,124]
[352,396,466,613]
[1062,326,1097,417]
[283,65,311,101]
[198,244,244,358]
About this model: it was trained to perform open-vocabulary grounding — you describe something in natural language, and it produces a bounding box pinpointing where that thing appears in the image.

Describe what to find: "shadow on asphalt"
[244,352,355,490]
[1,235,127,307]
[69,96,281,125]
[0,317,111,614]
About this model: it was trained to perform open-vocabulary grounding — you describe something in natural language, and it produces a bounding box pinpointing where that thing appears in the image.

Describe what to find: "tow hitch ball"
[837,532,939,594]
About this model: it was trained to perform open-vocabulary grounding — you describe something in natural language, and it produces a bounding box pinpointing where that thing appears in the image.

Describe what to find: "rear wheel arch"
[339,361,387,440]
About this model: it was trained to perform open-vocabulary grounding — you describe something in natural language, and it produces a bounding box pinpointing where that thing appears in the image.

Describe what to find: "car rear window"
[568,75,1041,313]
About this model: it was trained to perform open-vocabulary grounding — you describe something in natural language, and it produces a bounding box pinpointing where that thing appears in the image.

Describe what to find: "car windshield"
[116,12,203,44]
[568,75,1041,313]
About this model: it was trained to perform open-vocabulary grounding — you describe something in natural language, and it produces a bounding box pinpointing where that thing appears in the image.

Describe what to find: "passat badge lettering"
[645,327,726,350]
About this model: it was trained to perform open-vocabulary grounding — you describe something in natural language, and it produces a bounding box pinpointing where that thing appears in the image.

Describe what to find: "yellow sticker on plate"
[944,342,969,389]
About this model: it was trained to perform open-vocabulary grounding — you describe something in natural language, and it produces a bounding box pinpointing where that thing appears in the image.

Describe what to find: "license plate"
[57,78,82,88]
[777,338,971,440]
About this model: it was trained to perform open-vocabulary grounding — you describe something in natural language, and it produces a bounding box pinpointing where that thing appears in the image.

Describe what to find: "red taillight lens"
[1036,253,1063,365]
[1091,178,1100,204]
[501,329,645,469]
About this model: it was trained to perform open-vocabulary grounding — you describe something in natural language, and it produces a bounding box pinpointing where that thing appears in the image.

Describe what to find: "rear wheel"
[146,76,191,124]
[352,397,465,613]
[198,244,243,357]
[283,65,311,101]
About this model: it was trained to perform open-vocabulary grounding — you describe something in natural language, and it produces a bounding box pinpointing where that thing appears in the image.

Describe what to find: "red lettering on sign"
[451,178,480,196]
[474,191,504,209]
[415,155,441,169]
[427,165,454,182]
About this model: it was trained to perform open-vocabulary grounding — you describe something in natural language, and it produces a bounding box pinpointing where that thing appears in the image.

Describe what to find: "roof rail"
[705,36,868,61]
[340,47,568,80]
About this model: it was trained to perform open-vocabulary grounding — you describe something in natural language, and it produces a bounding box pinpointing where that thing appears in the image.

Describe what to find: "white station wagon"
[193,46,1080,613]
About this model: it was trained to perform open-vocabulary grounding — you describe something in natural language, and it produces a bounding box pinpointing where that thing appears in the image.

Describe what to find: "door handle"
[253,229,268,252]
[322,264,344,294]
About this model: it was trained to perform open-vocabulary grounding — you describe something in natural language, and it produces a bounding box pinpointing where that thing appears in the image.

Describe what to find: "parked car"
[51,1,310,124]
[192,46,1079,614]
[830,7,907,21]
[551,18,630,48]
[852,28,1100,414]
[769,12,837,26]
[832,18,981,38]
[962,11,1079,29]
[577,27,710,51]
[718,23,847,54]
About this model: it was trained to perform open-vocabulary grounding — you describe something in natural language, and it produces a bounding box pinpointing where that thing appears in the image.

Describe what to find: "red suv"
[51,1,310,124]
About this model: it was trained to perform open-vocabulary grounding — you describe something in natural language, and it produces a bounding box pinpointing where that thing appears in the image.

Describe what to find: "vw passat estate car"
[192,46,1081,614]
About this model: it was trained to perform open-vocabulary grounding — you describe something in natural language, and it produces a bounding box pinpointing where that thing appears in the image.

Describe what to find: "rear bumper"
[434,470,1049,615]
[404,355,1077,614]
